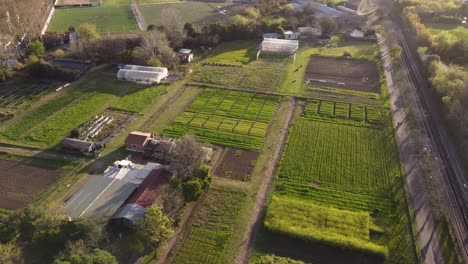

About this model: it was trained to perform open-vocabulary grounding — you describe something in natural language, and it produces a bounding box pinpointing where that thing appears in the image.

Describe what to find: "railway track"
[384,14,468,260]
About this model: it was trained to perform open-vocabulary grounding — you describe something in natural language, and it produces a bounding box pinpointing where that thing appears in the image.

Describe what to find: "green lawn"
[47,6,138,33]
[103,0,179,4]
[426,22,468,39]
[137,2,246,27]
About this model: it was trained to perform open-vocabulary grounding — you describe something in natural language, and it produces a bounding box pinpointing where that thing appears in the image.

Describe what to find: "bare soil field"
[213,148,259,181]
[304,57,380,93]
[0,159,63,209]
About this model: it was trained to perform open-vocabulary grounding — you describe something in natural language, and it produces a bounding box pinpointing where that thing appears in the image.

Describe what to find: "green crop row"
[265,196,388,258]
[110,86,165,113]
[172,188,246,264]
[278,118,400,195]
[303,99,384,127]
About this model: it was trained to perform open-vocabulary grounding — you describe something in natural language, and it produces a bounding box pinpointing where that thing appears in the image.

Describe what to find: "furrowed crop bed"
[304,57,380,93]
[278,118,400,195]
[110,86,166,113]
[303,99,384,126]
[172,188,246,264]
[190,65,286,92]
[265,196,388,258]
[163,89,279,150]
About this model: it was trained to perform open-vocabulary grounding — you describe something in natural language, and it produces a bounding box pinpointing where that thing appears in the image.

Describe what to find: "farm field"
[253,97,416,263]
[279,35,380,96]
[304,56,380,93]
[0,75,142,148]
[103,0,179,4]
[425,22,468,40]
[265,196,388,258]
[303,99,384,126]
[0,79,62,110]
[213,148,259,181]
[137,2,246,27]
[47,6,138,33]
[162,88,279,150]
[170,187,246,264]
[110,85,166,113]
[190,41,292,92]
[0,158,68,209]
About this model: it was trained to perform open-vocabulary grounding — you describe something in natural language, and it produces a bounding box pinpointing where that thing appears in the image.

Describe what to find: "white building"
[284,31,300,40]
[298,27,322,37]
[261,38,299,55]
[349,29,365,38]
[117,65,168,85]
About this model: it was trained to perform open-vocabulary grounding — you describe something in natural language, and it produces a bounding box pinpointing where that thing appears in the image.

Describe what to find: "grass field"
[110,85,166,113]
[265,196,388,258]
[47,6,137,33]
[171,187,246,263]
[1,75,141,148]
[103,0,179,4]
[426,22,468,39]
[137,2,245,27]
[162,88,279,150]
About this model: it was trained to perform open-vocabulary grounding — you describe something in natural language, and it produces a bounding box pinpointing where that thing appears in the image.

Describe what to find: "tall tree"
[25,40,45,57]
[0,242,22,264]
[137,205,173,254]
[76,23,100,42]
[318,17,338,36]
[170,134,203,180]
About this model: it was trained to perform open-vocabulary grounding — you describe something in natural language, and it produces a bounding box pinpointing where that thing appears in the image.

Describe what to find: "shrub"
[27,61,80,82]
[0,65,12,82]
[26,40,45,57]
[193,165,212,190]
[182,179,203,202]
[437,15,462,24]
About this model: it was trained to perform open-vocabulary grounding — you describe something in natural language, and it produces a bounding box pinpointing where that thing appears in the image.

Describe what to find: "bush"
[437,15,462,24]
[27,61,80,82]
[193,165,212,190]
[0,65,12,82]
[26,40,45,57]
[182,179,203,202]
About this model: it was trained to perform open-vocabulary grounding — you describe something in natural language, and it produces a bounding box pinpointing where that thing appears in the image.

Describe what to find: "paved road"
[377,32,443,264]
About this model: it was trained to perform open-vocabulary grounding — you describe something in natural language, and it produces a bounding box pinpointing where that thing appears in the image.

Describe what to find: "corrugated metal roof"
[113,203,146,224]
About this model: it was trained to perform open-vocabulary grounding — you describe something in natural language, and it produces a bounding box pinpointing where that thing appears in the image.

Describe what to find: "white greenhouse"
[117,65,168,85]
[260,38,299,55]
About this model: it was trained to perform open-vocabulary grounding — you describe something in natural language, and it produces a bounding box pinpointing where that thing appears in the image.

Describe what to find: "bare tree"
[136,30,175,66]
[160,8,185,48]
[170,135,203,180]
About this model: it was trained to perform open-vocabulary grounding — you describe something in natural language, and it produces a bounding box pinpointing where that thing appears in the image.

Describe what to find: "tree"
[137,30,175,66]
[0,65,12,82]
[389,45,402,64]
[432,31,463,62]
[76,23,100,42]
[318,17,337,36]
[25,40,45,57]
[160,8,185,48]
[182,179,203,201]
[137,205,173,252]
[170,135,203,180]
[0,242,22,264]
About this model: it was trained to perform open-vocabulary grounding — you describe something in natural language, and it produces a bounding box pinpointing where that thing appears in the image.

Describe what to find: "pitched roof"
[125,168,171,208]
[62,138,93,151]
[125,131,152,146]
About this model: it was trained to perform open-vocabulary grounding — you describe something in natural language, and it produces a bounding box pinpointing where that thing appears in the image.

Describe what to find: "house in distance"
[178,48,194,63]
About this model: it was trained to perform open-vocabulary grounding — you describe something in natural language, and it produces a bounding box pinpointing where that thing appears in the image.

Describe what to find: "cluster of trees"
[0,203,174,263]
[27,60,80,82]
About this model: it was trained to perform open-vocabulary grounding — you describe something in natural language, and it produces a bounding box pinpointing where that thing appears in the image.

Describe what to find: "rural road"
[235,99,295,264]
[377,31,443,264]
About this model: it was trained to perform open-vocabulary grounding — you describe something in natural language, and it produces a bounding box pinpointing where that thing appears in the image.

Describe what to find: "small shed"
[284,31,300,40]
[125,131,153,152]
[263,33,280,39]
[62,138,96,156]
[178,49,194,63]
[349,29,365,38]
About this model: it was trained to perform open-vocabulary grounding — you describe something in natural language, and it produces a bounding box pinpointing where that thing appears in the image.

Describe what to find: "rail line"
[384,14,468,260]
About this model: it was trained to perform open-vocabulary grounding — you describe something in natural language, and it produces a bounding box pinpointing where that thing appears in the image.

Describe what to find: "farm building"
[349,29,365,38]
[64,160,164,224]
[117,65,168,85]
[263,33,280,39]
[284,31,300,40]
[178,49,194,63]
[112,168,172,225]
[298,27,321,37]
[61,138,97,156]
[125,131,153,152]
[260,38,299,55]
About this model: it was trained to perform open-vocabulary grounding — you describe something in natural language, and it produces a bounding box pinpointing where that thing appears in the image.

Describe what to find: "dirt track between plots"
[212,148,259,181]
[0,159,63,209]
[304,57,380,93]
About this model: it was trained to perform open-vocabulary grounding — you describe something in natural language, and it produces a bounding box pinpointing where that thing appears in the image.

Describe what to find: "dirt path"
[0,143,82,162]
[235,99,295,264]
[377,33,443,264]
